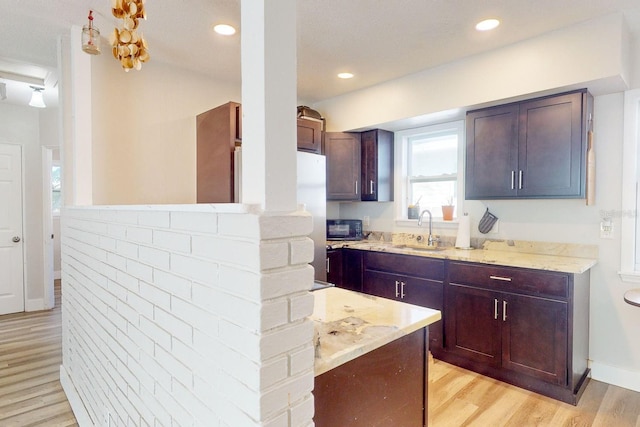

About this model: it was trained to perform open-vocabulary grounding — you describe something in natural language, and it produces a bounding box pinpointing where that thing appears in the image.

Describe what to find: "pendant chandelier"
[109,0,150,71]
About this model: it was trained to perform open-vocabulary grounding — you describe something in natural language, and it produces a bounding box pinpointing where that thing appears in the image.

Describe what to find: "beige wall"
[90,52,241,205]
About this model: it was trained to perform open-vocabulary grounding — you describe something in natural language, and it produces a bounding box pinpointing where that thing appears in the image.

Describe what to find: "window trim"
[394,120,465,226]
[620,89,640,282]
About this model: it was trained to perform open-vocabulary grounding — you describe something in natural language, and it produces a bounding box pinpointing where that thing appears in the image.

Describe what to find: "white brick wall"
[61,205,315,426]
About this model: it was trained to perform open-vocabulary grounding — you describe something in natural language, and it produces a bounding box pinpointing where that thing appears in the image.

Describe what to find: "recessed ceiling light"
[337,72,354,79]
[475,18,500,31]
[214,24,236,36]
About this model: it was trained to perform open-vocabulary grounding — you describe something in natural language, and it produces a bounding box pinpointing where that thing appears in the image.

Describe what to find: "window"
[395,121,464,222]
[52,164,61,216]
[620,89,640,281]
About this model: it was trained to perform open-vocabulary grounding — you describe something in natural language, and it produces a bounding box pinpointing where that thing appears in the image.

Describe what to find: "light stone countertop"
[624,289,640,307]
[311,287,441,376]
[328,240,597,274]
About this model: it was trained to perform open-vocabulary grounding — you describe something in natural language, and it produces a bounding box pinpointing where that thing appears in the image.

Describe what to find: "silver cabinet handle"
[401,281,406,299]
[355,180,358,195]
[494,299,499,320]
[326,258,330,273]
[518,170,523,189]
[395,280,400,298]
[490,275,512,282]
[511,171,515,190]
[12,236,21,243]
[370,180,374,194]
[503,300,508,321]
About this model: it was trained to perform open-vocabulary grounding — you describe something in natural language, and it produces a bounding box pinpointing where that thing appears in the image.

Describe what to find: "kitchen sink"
[392,244,447,252]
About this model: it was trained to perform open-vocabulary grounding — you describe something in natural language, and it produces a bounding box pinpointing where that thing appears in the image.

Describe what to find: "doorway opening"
[43,146,61,309]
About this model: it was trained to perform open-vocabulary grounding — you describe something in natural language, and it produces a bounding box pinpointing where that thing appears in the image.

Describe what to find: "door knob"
[12,236,20,243]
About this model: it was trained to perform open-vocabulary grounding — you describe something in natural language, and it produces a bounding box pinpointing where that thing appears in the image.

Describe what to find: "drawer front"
[364,251,444,281]
[448,262,569,299]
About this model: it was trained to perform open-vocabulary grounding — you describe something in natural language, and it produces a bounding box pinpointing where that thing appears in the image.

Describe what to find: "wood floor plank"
[503,393,564,426]
[1,401,76,427]
[430,360,481,412]
[547,379,608,426]
[431,396,479,426]
[0,388,70,419]
[592,385,640,427]
[464,383,530,427]
[0,352,62,378]
[0,281,77,426]
[429,359,640,427]
[0,381,70,406]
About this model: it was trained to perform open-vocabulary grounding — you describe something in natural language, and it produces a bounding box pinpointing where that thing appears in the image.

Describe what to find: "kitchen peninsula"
[311,287,441,426]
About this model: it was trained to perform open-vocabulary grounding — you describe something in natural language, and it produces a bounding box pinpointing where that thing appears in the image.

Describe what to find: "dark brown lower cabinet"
[445,283,568,385]
[364,269,443,353]
[326,249,343,286]
[443,261,590,405]
[362,252,444,355]
[502,292,568,385]
[314,328,428,427]
[341,249,363,292]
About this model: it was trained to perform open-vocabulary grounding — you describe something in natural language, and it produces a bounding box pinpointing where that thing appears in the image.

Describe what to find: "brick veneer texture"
[61,206,316,426]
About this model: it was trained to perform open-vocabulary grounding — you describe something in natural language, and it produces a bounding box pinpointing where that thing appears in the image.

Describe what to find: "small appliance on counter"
[311,280,336,291]
[326,219,363,241]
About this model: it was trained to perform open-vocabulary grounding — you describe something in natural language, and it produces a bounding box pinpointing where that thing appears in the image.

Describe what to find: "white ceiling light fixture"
[337,72,354,79]
[214,24,236,36]
[29,86,46,108]
[475,18,500,31]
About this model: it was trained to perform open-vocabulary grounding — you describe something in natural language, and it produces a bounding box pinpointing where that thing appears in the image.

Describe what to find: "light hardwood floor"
[1,281,638,426]
[0,280,77,426]
[429,356,640,427]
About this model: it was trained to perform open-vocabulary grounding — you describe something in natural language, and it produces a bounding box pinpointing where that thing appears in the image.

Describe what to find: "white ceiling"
[1,0,640,108]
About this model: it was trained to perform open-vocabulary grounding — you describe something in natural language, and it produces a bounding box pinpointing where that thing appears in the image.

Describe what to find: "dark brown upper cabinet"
[326,129,394,202]
[361,129,394,202]
[466,89,593,199]
[297,117,323,154]
[325,132,362,201]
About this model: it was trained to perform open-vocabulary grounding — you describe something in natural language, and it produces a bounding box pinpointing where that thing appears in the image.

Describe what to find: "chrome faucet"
[417,209,437,246]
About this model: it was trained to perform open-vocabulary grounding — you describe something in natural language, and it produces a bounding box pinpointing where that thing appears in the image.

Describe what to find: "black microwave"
[326,219,363,241]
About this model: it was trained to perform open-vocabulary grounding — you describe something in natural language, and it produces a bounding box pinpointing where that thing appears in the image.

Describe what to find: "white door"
[0,144,24,315]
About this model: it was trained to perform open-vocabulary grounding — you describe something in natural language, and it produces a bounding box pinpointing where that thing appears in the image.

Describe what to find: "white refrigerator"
[296,151,327,282]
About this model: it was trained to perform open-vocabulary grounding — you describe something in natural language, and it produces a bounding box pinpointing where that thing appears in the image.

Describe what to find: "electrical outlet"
[363,216,370,227]
[600,218,614,239]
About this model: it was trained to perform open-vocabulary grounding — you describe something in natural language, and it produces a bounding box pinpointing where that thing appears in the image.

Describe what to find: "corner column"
[240,0,297,212]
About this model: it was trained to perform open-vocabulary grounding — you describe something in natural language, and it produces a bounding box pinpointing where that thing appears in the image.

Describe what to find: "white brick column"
[60,205,316,426]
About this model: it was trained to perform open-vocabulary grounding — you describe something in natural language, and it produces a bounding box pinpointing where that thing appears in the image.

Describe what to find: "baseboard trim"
[25,298,44,312]
[60,365,94,426]
[590,361,640,393]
